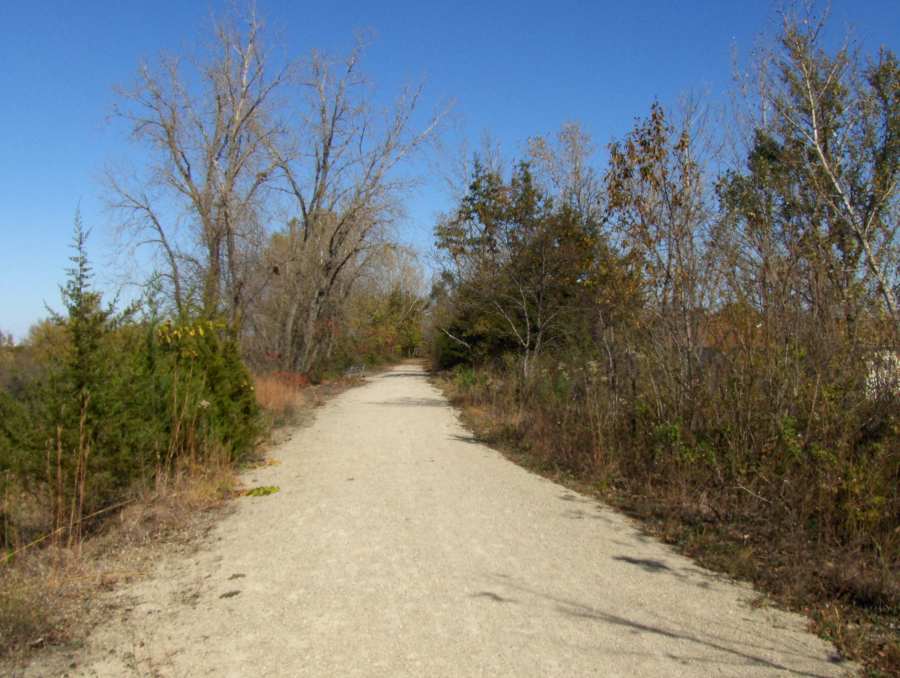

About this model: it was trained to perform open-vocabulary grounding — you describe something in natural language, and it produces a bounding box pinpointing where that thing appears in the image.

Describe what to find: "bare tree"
[109,8,289,327]
[755,4,898,322]
[262,41,445,371]
[527,121,603,222]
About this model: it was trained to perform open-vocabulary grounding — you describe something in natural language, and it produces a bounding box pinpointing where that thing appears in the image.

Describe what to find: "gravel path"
[30,363,854,677]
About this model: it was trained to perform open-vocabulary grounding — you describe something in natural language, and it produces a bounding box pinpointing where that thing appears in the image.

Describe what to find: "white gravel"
[24,363,855,677]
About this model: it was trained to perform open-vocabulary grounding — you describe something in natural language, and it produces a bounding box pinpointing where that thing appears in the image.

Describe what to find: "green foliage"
[155,319,260,461]
[452,365,479,389]
[244,485,279,497]
[0,220,260,544]
[432,161,611,371]
[0,392,29,477]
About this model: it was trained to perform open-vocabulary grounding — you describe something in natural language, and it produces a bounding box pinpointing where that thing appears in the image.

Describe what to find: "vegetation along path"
[29,364,855,677]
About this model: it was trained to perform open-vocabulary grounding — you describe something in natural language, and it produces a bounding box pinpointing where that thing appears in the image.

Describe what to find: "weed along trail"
[27,363,853,677]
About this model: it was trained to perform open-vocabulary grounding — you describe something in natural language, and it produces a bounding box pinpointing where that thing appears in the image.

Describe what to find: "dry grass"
[0,457,237,666]
[435,370,900,677]
[253,372,313,426]
[0,552,75,654]
[253,369,372,432]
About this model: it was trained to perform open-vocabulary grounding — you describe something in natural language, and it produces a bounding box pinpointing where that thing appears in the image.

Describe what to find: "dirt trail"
[23,363,854,677]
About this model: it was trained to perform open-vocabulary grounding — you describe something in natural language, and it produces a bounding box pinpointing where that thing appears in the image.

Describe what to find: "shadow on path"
[482,575,844,677]
[378,372,427,379]
[368,397,448,407]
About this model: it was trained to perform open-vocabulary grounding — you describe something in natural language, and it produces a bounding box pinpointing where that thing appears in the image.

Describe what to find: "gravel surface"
[23,363,855,677]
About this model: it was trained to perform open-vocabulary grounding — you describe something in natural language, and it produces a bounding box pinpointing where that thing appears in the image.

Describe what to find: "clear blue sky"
[1,0,896,340]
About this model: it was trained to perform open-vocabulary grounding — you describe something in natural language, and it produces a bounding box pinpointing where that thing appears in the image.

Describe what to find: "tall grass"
[252,372,312,426]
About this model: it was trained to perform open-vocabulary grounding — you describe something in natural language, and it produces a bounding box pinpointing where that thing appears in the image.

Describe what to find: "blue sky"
[1,0,897,340]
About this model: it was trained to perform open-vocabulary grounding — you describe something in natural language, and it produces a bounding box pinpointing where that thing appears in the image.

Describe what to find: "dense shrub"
[0,227,259,549]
